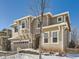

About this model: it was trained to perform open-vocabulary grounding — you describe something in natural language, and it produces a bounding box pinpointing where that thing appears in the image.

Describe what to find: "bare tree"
[28,0,52,59]
[70,27,79,48]
[16,0,52,59]
[71,28,78,44]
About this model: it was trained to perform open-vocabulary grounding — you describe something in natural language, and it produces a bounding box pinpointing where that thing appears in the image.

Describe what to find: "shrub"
[68,40,75,48]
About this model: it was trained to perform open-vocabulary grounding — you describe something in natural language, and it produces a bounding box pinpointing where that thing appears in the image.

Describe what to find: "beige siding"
[40,26,64,52]
[43,26,59,32]
[11,17,33,51]
[43,16,48,26]
[10,12,70,51]
[40,25,69,52]
[63,28,70,50]
[48,15,65,25]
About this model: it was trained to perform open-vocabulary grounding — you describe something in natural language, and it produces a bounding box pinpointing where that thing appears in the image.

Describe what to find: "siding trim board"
[43,26,59,32]
[62,27,64,51]
[42,22,67,29]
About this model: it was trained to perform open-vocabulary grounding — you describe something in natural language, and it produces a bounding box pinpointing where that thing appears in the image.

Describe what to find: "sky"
[0,0,79,30]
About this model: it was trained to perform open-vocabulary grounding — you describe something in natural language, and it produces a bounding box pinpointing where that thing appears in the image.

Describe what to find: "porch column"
[61,26,64,51]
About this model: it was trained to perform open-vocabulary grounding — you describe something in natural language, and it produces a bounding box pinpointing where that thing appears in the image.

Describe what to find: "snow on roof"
[53,11,69,17]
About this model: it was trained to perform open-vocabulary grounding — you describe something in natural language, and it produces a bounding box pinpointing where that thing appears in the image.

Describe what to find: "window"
[38,22,40,27]
[14,26,18,32]
[58,17,62,21]
[57,16,63,23]
[43,32,48,43]
[51,32,58,43]
[22,21,25,28]
[37,20,40,27]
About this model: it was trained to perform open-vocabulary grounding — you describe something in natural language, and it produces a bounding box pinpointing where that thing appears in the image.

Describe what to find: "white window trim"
[42,32,49,44]
[21,19,28,29]
[51,31,59,44]
[21,20,26,28]
[25,19,28,28]
[57,16,63,23]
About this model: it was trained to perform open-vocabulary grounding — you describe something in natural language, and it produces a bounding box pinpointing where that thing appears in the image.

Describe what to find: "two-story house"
[9,16,33,51]
[9,12,71,52]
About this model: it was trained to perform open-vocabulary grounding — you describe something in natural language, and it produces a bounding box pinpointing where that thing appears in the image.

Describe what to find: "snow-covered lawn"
[0,53,79,59]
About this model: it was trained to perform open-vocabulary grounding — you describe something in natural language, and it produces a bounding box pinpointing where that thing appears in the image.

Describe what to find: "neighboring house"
[0,31,7,50]
[0,29,12,51]
[2,29,12,38]
[9,12,71,52]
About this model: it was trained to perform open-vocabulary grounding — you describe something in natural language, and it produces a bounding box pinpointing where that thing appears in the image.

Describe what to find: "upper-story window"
[22,21,25,28]
[14,26,18,32]
[57,16,63,23]
[21,18,28,28]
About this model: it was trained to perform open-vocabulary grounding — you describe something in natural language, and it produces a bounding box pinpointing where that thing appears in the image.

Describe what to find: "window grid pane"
[58,18,61,22]
[44,33,48,43]
[22,21,25,28]
[52,32,57,43]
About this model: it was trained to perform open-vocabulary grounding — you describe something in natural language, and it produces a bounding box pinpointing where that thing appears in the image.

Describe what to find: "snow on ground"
[0,53,79,59]
[20,48,39,53]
